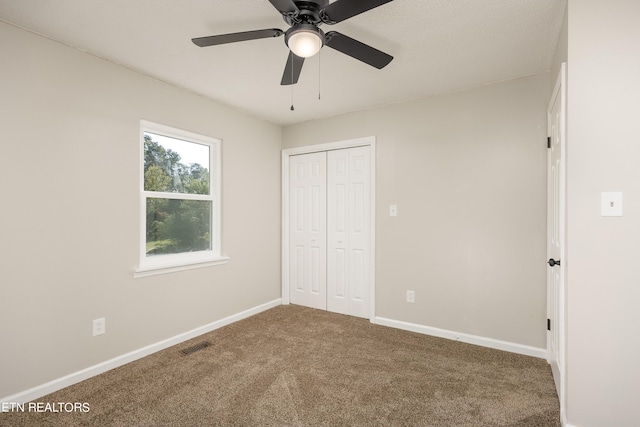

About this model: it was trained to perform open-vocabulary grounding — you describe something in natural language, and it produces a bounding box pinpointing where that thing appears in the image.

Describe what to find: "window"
[136,121,226,277]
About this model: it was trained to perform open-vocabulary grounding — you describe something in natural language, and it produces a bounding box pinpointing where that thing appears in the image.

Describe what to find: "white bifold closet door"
[289,151,327,310]
[289,146,371,319]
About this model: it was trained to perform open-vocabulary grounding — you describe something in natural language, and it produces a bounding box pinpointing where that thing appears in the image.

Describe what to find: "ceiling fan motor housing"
[283,0,329,26]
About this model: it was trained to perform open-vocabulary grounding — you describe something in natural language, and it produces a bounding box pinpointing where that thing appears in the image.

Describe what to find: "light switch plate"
[390,204,398,217]
[601,192,622,216]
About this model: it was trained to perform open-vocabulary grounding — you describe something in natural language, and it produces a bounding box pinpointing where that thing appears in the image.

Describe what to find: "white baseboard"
[2,298,282,405]
[372,316,547,359]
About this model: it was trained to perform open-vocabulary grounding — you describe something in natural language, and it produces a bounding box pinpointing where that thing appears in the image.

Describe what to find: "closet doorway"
[282,137,376,320]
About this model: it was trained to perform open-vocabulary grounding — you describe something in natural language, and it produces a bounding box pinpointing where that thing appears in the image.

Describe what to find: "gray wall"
[0,21,282,398]
[566,0,640,425]
[283,73,550,349]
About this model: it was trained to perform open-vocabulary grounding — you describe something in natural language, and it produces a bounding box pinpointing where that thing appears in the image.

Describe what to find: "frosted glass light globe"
[288,30,323,58]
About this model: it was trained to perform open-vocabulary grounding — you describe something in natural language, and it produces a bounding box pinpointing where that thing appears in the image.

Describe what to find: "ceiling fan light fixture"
[286,25,324,58]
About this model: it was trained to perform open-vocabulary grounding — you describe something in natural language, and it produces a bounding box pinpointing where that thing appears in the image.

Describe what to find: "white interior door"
[289,152,327,310]
[327,147,371,318]
[547,63,566,412]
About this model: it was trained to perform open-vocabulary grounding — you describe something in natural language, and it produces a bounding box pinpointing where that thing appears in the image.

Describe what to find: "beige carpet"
[0,305,560,426]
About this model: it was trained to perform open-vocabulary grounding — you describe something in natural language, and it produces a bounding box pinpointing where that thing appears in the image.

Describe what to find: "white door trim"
[282,137,376,321]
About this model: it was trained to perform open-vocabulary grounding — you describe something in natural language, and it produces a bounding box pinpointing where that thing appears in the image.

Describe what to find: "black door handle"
[548,258,561,267]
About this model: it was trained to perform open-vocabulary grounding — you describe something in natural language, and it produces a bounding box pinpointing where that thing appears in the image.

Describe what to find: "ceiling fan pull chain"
[291,59,295,111]
[318,50,321,100]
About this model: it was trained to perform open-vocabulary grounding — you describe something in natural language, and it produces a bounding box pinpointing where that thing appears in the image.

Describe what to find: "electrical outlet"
[406,290,415,303]
[93,318,105,336]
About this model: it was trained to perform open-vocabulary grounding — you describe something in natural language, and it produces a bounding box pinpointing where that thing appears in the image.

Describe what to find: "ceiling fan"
[192,0,395,85]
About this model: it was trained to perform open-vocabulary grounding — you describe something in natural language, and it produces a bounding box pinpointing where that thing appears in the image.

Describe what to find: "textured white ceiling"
[0,0,567,125]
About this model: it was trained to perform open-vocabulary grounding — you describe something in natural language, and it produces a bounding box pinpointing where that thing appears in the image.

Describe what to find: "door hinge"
[547,318,551,331]
[547,137,551,148]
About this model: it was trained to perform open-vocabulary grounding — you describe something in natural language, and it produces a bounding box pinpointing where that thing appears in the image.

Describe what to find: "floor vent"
[180,341,211,356]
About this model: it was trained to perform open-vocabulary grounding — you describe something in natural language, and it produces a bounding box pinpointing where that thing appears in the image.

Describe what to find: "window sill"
[134,256,230,279]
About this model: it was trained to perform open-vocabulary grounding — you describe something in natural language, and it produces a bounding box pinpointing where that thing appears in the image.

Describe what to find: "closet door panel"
[289,152,327,310]
[346,147,371,318]
[327,149,349,315]
[328,147,371,318]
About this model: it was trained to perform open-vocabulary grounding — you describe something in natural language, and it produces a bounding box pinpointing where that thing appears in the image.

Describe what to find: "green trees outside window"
[143,133,212,256]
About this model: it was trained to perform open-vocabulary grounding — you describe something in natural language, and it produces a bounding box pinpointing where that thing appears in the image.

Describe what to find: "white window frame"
[135,120,227,278]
